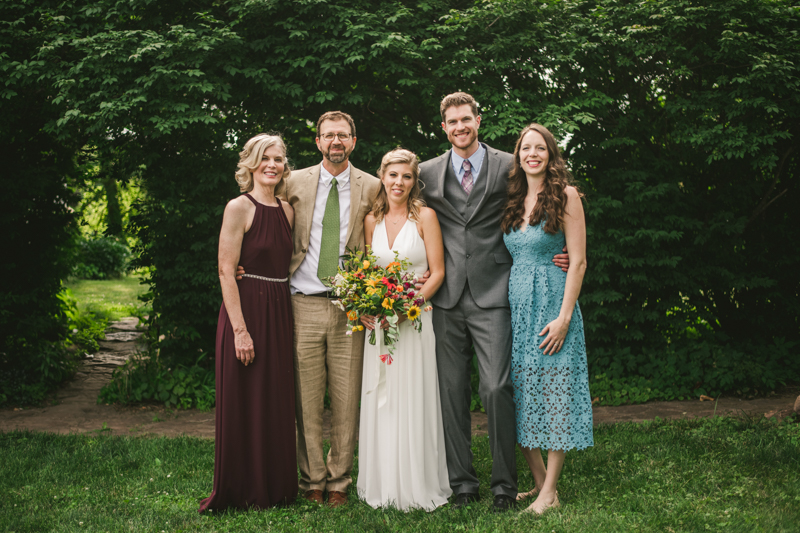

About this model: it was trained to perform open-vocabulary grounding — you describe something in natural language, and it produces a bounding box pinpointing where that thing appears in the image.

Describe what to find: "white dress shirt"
[290,162,352,295]
[450,143,486,186]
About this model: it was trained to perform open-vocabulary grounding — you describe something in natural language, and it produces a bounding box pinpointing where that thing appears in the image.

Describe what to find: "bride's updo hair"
[235,133,291,197]
[372,148,426,223]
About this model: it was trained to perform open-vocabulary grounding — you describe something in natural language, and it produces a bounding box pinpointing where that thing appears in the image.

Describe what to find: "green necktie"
[317,177,340,282]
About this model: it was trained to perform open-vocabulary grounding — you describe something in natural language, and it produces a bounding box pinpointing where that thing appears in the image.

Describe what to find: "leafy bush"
[60,288,108,353]
[73,236,131,280]
[0,289,83,407]
[100,352,215,410]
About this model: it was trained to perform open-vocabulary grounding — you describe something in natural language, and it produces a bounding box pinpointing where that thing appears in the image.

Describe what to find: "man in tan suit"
[284,111,381,507]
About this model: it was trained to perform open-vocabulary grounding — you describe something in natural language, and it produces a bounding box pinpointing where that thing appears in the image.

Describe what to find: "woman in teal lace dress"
[501,124,593,514]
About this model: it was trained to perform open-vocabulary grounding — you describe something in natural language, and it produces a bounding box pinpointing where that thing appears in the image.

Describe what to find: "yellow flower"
[351,326,359,332]
[406,306,421,320]
[363,260,370,269]
[357,325,364,331]
[365,278,380,288]
[382,298,395,310]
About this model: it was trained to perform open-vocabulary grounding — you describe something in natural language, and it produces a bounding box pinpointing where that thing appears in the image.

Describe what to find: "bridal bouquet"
[327,247,428,364]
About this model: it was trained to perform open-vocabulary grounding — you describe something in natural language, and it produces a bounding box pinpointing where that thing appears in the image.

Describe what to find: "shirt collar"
[451,143,486,175]
[319,162,351,187]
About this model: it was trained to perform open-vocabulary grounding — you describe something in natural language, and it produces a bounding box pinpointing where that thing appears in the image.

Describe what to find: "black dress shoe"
[492,494,516,513]
[451,492,480,508]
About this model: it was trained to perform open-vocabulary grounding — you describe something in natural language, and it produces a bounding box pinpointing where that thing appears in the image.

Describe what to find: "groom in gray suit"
[419,92,519,512]
[420,92,569,512]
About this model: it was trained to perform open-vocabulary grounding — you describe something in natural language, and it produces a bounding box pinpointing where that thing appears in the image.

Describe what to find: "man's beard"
[324,144,350,164]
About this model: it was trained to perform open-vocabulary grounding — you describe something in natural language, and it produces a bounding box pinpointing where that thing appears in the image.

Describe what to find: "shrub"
[60,288,108,353]
[73,237,131,280]
[100,351,215,410]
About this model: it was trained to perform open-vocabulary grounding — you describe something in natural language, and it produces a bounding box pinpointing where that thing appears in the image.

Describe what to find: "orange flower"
[347,310,358,321]
[386,261,401,274]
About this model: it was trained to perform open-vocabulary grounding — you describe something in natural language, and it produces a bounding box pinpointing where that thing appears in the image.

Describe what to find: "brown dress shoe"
[303,489,324,505]
[327,491,348,508]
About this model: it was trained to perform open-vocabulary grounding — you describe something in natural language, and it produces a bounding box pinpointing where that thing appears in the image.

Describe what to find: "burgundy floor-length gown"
[199,194,298,512]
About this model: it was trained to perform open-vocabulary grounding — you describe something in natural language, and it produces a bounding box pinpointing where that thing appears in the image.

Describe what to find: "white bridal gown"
[357,218,451,511]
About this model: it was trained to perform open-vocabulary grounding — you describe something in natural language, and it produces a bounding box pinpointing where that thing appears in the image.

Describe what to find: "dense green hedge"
[0,8,83,404]
[2,0,798,405]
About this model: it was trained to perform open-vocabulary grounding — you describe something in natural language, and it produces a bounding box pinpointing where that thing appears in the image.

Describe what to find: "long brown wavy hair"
[372,148,426,223]
[501,123,579,235]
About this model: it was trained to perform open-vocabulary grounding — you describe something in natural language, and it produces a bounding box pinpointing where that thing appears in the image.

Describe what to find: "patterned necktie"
[461,159,474,195]
[317,177,340,282]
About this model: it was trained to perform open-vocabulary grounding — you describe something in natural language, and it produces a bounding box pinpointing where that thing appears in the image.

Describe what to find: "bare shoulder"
[565,185,581,201]
[364,211,377,227]
[225,195,253,216]
[419,206,439,224]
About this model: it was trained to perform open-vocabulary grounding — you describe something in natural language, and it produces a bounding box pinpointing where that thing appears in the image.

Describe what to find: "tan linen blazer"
[285,164,381,277]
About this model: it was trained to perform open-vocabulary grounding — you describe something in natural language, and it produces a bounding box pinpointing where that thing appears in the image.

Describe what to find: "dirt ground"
[1,318,797,439]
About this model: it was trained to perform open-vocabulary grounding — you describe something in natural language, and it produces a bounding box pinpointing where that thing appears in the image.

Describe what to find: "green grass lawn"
[64,275,149,322]
[2,416,798,532]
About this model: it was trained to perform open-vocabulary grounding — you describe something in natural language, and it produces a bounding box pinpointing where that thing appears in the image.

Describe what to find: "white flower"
[331,300,345,312]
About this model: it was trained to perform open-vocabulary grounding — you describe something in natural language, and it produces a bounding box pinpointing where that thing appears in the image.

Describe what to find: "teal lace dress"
[503,221,593,452]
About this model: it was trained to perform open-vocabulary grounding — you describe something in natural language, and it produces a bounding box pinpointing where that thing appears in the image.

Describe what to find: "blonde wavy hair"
[234,133,291,196]
[372,148,426,223]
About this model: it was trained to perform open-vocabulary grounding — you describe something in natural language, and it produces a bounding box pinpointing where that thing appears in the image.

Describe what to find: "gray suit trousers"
[433,283,518,498]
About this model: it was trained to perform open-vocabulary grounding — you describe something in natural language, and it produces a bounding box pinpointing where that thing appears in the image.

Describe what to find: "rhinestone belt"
[241,273,288,283]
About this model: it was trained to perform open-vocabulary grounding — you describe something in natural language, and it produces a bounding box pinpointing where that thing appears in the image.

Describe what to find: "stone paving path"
[1,318,797,438]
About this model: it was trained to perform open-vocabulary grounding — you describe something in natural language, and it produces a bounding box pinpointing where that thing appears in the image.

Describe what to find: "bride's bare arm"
[416,207,445,302]
[360,213,380,330]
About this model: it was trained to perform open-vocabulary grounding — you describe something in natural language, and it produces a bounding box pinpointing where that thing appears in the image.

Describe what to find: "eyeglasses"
[320,132,353,142]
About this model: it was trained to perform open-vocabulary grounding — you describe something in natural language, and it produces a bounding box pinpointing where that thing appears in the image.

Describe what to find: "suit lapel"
[346,167,364,247]
[466,144,500,223]
[298,165,321,250]
[433,150,466,223]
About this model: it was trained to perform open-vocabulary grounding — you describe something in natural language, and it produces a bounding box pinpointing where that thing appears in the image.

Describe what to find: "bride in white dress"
[357,148,451,511]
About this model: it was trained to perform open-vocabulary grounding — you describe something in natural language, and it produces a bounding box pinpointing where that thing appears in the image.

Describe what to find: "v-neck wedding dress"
[356,217,451,511]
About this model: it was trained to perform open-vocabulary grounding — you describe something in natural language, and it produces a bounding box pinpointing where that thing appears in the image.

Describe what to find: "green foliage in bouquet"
[328,247,428,364]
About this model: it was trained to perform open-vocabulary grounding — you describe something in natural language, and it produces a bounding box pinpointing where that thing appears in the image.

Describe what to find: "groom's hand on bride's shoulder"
[553,246,571,272]
[236,265,245,280]
[415,270,431,290]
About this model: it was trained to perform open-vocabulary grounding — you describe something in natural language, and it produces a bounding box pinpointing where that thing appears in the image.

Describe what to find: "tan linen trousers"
[292,293,365,493]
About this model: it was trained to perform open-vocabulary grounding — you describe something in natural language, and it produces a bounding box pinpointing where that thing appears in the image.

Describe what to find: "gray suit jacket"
[420,144,514,309]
